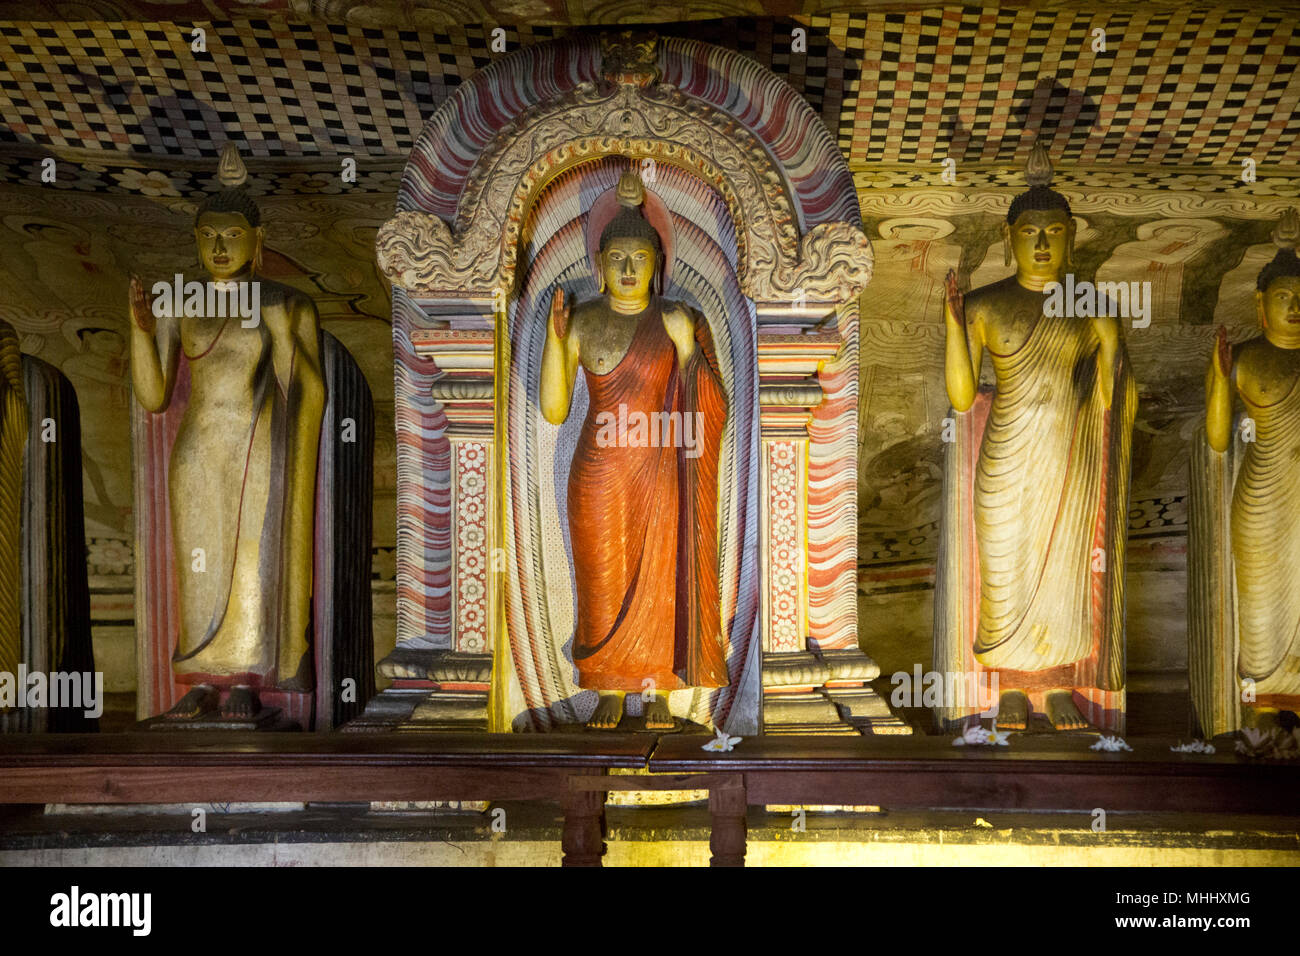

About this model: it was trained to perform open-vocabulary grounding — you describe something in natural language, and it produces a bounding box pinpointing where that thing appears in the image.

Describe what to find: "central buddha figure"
[539,170,729,730]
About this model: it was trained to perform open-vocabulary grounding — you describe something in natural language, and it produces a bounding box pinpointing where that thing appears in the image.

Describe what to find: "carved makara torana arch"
[355,31,907,735]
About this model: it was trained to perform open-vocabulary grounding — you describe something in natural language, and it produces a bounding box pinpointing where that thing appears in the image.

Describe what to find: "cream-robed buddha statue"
[1190,208,1300,737]
[933,142,1138,733]
[129,145,325,721]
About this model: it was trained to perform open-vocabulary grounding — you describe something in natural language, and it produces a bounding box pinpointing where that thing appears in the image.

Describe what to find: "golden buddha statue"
[0,320,26,686]
[1192,208,1300,734]
[934,142,1137,733]
[539,170,729,731]
[129,144,325,721]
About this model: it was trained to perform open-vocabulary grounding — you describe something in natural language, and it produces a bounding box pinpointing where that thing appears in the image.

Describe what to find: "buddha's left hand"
[662,303,697,364]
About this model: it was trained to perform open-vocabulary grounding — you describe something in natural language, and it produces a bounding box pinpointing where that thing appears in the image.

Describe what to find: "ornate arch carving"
[376,32,873,305]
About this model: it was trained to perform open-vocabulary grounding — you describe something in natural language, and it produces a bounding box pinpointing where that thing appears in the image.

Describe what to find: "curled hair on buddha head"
[1258,208,1300,292]
[1006,140,1072,224]
[196,142,261,227]
[598,170,661,254]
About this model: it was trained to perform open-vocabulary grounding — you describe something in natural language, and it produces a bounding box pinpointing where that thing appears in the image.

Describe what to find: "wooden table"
[649,734,1300,866]
[0,732,654,866]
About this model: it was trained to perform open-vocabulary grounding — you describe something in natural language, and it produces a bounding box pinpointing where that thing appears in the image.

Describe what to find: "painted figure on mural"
[935,141,1137,733]
[539,169,729,730]
[1192,208,1300,735]
[129,144,325,721]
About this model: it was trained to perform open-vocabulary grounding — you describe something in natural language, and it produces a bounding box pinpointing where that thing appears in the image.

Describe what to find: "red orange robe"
[568,299,729,691]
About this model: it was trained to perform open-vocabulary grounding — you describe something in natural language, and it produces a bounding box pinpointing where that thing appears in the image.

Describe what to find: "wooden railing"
[1,733,1296,866]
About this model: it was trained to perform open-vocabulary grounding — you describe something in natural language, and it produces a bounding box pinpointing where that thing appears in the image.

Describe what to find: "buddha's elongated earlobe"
[1002,222,1012,268]
[597,268,606,294]
[1256,290,1267,331]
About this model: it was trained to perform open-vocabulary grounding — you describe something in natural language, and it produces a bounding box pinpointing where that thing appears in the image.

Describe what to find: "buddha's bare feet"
[1045,689,1091,731]
[165,685,218,720]
[220,685,261,719]
[994,690,1029,731]
[587,693,624,730]
[643,693,675,730]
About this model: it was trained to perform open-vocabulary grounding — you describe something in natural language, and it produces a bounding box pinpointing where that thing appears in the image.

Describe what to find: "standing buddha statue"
[539,169,729,730]
[129,144,326,721]
[933,142,1138,733]
[1191,208,1300,736]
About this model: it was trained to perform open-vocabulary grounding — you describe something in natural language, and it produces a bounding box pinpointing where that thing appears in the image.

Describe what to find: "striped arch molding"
[378,31,873,734]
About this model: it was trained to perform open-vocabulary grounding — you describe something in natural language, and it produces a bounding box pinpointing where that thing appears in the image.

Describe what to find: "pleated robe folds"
[568,300,729,691]
[934,311,1136,729]
[1232,372,1300,697]
[169,288,321,690]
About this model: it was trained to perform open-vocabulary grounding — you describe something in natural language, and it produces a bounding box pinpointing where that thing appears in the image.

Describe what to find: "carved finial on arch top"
[601,31,660,87]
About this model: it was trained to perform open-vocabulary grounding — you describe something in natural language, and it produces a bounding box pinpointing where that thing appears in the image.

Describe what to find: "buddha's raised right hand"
[943,269,966,328]
[129,275,155,335]
[1206,324,1234,453]
[549,286,571,340]
[1213,325,1231,381]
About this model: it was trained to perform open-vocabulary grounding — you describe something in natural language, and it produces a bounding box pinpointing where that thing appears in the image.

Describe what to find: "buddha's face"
[1005,209,1074,283]
[599,236,657,308]
[1259,276,1300,345]
[196,211,261,281]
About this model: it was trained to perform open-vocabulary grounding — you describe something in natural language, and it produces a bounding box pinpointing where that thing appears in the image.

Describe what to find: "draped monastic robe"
[1189,341,1300,736]
[568,299,729,691]
[974,314,1136,679]
[169,283,323,689]
[1232,369,1300,697]
[934,308,1137,729]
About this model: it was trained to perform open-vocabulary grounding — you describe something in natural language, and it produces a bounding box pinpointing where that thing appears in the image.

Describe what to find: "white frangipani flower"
[702,727,742,752]
[953,724,1010,747]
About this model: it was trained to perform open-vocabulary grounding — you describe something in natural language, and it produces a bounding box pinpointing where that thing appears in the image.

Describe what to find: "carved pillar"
[387,329,495,731]
[756,331,909,736]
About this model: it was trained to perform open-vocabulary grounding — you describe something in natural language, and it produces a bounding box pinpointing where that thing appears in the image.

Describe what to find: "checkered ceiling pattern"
[0,8,1297,170]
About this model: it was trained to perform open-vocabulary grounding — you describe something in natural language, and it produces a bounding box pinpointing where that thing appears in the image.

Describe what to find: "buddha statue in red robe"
[539,170,729,730]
